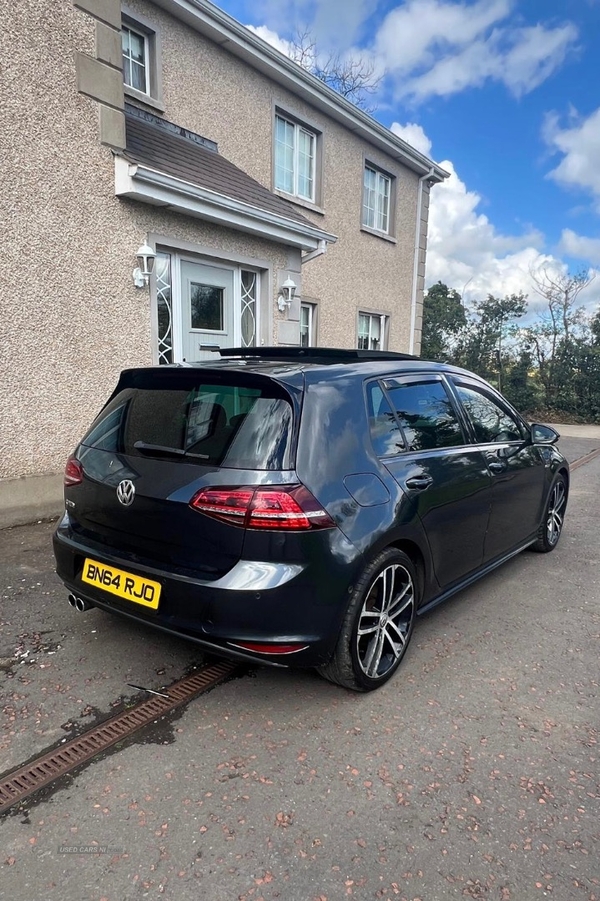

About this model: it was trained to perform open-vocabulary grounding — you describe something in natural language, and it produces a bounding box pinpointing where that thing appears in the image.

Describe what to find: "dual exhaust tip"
[67,593,94,612]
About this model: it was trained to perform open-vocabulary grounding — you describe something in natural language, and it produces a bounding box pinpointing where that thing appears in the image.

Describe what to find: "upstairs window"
[122,26,148,94]
[275,114,317,203]
[121,11,164,111]
[362,165,392,234]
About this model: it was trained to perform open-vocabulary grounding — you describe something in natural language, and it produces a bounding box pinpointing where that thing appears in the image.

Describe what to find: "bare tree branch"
[289,29,383,112]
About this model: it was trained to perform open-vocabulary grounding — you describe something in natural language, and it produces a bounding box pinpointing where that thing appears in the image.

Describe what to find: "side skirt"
[417,538,535,617]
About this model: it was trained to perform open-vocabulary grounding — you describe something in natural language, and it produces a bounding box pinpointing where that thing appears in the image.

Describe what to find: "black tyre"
[318,548,417,692]
[531,474,568,553]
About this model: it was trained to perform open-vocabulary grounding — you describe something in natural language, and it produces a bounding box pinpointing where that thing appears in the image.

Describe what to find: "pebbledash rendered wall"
[1,1,287,523]
[1,0,433,525]
[118,0,425,353]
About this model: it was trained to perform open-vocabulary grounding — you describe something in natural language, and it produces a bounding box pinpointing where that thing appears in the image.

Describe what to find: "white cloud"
[371,0,578,102]
[246,24,294,57]
[402,20,577,101]
[374,0,511,76]
[390,121,432,156]
[501,24,579,97]
[426,159,550,303]
[249,0,374,48]
[420,153,600,314]
[559,229,600,266]
[249,1,577,102]
[544,106,600,211]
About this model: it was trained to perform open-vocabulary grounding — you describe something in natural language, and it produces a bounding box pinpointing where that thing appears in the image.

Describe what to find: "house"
[0,0,447,526]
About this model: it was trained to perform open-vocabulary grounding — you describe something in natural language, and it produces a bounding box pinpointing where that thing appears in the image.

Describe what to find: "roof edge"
[150,0,449,181]
[114,155,338,250]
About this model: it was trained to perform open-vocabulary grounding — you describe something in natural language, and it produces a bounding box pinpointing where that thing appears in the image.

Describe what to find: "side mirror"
[530,423,560,445]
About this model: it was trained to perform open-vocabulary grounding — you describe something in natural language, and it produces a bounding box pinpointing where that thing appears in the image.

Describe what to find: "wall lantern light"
[277,277,297,312]
[133,243,156,288]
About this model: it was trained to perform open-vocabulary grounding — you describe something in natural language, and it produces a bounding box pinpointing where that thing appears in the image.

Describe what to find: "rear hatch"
[66,367,300,578]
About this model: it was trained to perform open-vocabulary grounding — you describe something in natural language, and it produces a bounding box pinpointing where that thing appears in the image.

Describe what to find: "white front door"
[180,260,235,361]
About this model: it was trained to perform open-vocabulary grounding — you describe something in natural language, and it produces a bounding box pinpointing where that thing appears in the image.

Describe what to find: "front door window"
[190,283,224,331]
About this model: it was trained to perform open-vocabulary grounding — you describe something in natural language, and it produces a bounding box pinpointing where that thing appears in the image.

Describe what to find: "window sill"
[360,226,397,245]
[124,85,165,114]
[274,190,325,217]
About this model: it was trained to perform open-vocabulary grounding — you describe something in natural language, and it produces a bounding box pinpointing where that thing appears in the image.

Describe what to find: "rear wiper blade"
[133,441,209,460]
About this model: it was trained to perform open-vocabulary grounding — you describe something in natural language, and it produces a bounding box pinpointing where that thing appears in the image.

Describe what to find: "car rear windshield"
[80,373,295,470]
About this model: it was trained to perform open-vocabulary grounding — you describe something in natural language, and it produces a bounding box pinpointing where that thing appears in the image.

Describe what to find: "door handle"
[405,475,433,490]
[486,452,506,473]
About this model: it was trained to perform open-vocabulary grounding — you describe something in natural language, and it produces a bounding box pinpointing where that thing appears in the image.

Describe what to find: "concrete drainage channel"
[570,446,600,470]
[0,659,237,816]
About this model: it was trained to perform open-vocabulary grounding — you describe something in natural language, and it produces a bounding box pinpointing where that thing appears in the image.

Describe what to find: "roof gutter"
[409,167,436,356]
[114,156,337,252]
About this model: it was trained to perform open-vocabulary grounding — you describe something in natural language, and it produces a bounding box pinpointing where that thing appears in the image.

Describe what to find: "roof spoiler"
[218,347,417,362]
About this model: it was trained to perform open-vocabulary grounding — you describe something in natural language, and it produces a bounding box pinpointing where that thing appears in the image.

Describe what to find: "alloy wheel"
[355,563,415,680]
[546,479,567,546]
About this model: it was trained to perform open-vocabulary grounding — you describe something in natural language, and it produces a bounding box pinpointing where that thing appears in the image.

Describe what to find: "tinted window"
[81,379,294,470]
[455,384,525,443]
[385,380,464,451]
[367,383,405,456]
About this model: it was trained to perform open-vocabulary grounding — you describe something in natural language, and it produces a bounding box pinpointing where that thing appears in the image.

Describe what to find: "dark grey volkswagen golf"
[53,348,569,691]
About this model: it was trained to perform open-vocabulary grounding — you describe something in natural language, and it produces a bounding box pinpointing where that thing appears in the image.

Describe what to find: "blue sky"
[217,0,600,314]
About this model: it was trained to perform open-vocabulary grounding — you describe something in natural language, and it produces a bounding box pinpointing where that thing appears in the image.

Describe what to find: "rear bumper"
[53,516,361,667]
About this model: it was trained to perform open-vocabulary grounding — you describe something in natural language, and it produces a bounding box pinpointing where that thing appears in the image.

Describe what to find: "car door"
[370,375,493,589]
[450,378,547,561]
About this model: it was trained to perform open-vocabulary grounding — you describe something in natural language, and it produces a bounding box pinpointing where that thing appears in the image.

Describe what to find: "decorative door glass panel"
[156,252,173,364]
[190,284,224,331]
[241,271,257,347]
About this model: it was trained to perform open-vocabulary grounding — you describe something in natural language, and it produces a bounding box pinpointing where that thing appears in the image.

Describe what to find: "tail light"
[64,455,84,486]
[189,485,335,531]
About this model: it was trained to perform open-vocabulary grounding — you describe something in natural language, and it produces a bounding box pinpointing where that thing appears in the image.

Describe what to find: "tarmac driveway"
[0,433,598,901]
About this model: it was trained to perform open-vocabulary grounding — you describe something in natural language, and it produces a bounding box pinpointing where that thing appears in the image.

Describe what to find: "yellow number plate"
[81,558,161,610]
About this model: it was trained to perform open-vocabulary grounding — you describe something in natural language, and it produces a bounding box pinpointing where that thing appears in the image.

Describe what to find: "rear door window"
[383,378,465,452]
[80,376,295,470]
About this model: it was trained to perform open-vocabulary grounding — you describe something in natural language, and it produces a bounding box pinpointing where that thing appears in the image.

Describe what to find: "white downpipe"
[409,167,435,355]
[301,239,328,265]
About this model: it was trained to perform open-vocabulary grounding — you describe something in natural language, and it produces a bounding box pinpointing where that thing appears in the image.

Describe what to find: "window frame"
[449,377,529,445]
[300,301,317,347]
[382,375,467,454]
[121,9,164,112]
[122,24,149,95]
[366,374,469,458]
[357,310,389,351]
[361,161,396,239]
[273,108,322,208]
